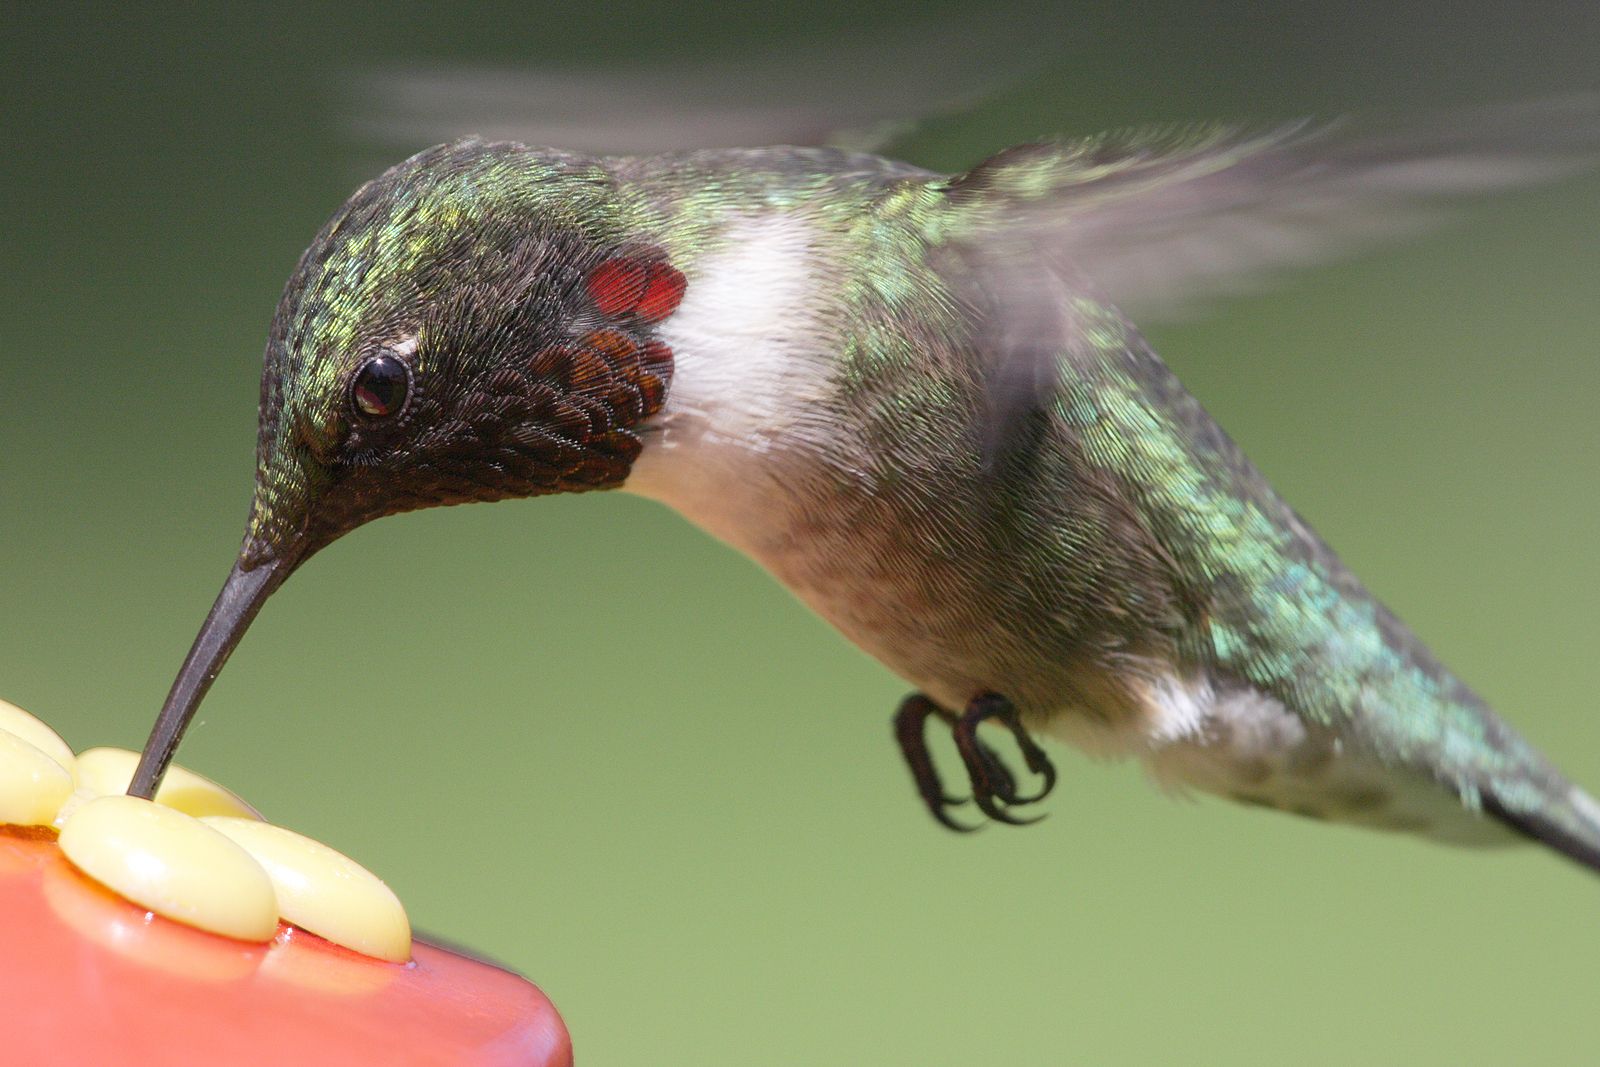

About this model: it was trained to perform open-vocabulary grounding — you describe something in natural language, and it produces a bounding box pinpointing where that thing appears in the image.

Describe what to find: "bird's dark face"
[246,139,683,568]
[128,139,685,797]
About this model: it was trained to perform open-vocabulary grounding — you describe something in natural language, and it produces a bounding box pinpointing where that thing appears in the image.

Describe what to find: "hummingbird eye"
[351,355,410,420]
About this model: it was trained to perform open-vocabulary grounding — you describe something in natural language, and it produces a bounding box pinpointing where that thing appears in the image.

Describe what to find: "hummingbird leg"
[892,693,1045,831]
[952,693,1056,826]
[894,694,981,832]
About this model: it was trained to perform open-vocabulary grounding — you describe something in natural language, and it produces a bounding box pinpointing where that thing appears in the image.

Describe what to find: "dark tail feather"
[1483,793,1600,877]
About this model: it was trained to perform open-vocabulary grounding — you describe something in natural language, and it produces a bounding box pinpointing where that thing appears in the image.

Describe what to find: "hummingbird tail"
[1482,786,1600,877]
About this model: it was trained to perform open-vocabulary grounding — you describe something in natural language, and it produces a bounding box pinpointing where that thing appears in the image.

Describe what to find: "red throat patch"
[528,253,686,433]
[586,257,687,323]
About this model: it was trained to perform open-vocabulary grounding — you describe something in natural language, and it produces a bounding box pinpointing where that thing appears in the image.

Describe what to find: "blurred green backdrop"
[5,3,1600,1064]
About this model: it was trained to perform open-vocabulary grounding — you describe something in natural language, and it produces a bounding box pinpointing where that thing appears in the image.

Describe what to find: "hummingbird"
[127,98,1600,874]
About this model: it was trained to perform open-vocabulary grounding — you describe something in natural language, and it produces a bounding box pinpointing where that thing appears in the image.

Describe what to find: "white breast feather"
[624,215,831,554]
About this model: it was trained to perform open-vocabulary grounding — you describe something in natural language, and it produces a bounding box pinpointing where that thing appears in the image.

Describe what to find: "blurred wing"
[344,19,1058,156]
[944,95,1600,322]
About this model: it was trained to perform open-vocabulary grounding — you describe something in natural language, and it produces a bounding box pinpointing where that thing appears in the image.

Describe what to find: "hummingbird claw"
[970,739,1027,804]
[893,691,1056,830]
[991,711,1057,804]
[973,792,1047,826]
[933,806,985,834]
[952,693,1056,826]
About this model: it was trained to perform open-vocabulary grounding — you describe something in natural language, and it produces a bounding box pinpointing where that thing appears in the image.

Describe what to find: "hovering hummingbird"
[128,98,1600,874]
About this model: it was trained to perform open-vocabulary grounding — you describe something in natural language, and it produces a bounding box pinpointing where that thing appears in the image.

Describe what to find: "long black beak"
[127,549,299,799]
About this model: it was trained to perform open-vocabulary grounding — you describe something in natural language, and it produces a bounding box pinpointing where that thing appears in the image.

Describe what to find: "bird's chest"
[762,486,991,697]
[699,464,1100,719]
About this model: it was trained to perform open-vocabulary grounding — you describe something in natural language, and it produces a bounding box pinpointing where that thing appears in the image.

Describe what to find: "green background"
[5,3,1600,1063]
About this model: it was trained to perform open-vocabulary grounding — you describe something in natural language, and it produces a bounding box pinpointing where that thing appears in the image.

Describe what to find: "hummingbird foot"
[953,693,1057,826]
[893,692,1056,830]
[894,694,981,832]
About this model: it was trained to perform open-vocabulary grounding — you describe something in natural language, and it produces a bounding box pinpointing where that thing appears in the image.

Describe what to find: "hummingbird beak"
[126,545,302,799]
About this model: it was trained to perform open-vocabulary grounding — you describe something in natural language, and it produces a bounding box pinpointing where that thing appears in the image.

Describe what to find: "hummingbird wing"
[942,96,1600,457]
[945,95,1600,322]
[342,18,1054,157]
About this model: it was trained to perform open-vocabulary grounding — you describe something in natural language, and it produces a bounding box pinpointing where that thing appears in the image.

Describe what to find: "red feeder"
[0,826,573,1066]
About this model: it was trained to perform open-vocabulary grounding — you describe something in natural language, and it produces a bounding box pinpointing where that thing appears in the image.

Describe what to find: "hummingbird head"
[250,138,682,564]
[129,139,684,796]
